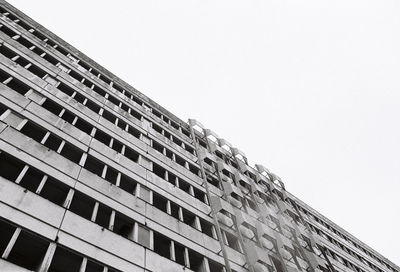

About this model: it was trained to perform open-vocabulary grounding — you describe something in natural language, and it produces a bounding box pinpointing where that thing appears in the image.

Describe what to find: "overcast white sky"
[7,0,400,266]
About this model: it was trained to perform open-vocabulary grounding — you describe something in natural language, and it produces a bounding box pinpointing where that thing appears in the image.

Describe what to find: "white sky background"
[7,0,400,265]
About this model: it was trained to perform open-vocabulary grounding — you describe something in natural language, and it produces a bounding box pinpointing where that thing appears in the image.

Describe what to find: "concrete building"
[0,1,398,272]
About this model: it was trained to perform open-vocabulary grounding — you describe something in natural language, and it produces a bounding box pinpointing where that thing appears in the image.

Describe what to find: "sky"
[7,0,400,266]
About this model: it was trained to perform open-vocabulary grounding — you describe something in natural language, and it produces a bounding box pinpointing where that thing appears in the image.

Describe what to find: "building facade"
[0,1,398,272]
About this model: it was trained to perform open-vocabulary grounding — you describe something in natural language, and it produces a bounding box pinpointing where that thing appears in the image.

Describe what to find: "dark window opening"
[199,219,214,238]
[86,260,104,272]
[17,36,34,49]
[193,188,206,203]
[69,191,95,220]
[39,177,69,206]
[209,259,225,272]
[59,143,83,164]
[31,29,46,41]
[0,103,7,117]
[84,156,104,177]
[182,210,196,228]
[207,176,220,189]
[165,149,173,160]
[102,110,116,124]
[48,246,82,272]
[189,164,200,176]
[152,141,164,153]
[26,64,47,79]
[153,232,171,259]
[0,152,25,181]
[152,123,163,134]
[95,204,112,229]
[94,129,112,146]
[179,180,190,194]
[124,146,139,162]
[6,77,31,95]
[85,99,101,113]
[68,70,84,82]
[175,156,185,167]
[7,230,49,271]
[119,175,137,194]
[130,108,142,121]
[105,167,118,185]
[42,99,63,116]
[153,163,165,179]
[92,85,106,97]
[60,109,75,124]
[170,202,180,220]
[188,249,204,272]
[42,53,59,66]
[19,167,43,192]
[153,193,168,213]
[0,219,16,254]
[175,242,186,266]
[20,121,46,143]
[74,118,93,135]
[0,45,17,58]
[127,125,141,139]
[111,139,123,153]
[0,24,18,37]
[43,134,62,151]
[113,213,134,240]
[55,45,69,56]
[167,172,176,185]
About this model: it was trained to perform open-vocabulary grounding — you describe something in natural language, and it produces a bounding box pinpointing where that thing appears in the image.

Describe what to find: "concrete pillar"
[63,188,75,209]
[36,175,48,194]
[79,257,87,272]
[15,165,28,184]
[37,242,57,272]
[91,202,99,222]
[109,211,115,231]
[170,241,176,261]
[1,227,21,259]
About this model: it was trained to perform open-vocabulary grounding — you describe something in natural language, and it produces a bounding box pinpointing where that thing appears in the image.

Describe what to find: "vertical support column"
[188,122,232,272]
[1,227,21,259]
[37,242,57,272]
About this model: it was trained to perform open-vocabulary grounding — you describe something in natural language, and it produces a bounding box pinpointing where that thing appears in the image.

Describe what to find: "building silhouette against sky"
[0,1,398,272]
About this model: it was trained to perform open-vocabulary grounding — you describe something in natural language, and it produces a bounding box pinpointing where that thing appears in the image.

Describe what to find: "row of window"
[0,217,120,272]
[0,64,207,207]
[0,13,194,157]
[0,5,194,144]
[296,202,396,272]
[2,6,396,272]
[0,102,216,240]
[308,222,386,272]
[0,18,287,235]
[0,151,225,272]
[0,41,202,178]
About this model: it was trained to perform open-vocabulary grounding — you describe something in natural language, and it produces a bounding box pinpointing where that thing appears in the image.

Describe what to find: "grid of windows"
[0,3,398,272]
